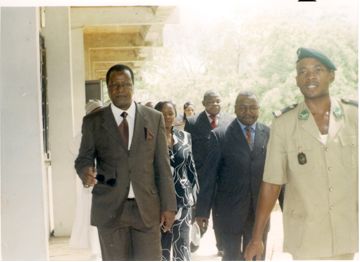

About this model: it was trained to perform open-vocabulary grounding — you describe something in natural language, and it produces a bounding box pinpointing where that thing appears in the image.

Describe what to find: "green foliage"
[137,6,357,125]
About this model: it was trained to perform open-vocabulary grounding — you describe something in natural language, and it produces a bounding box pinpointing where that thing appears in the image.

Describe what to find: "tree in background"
[136,1,357,125]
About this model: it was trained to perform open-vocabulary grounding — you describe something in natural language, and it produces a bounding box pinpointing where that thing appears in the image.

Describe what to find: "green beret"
[296,47,336,71]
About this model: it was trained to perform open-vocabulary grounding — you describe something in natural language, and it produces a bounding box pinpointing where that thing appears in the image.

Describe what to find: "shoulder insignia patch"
[272,104,298,118]
[341,98,358,107]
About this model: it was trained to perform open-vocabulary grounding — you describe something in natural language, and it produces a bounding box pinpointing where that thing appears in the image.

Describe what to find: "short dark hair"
[235,91,258,106]
[183,101,194,110]
[203,90,220,101]
[154,101,177,117]
[106,64,134,85]
[183,101,194,121]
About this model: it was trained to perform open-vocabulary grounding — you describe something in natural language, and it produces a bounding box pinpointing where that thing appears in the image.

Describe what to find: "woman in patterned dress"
[155,101,199,261]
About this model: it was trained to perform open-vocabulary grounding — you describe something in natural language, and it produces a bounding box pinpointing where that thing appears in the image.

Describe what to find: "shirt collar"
[205,111,219,119]
[111,101,136,119]
[237,119,257,131]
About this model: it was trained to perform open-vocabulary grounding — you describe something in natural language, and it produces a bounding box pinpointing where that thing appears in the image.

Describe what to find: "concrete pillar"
[42,7,76,236]
[0,7,49,260]
[71,27,86,135]
[0,8,2,260]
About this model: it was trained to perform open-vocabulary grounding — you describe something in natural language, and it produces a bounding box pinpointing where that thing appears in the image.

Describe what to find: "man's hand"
[244,240,264,261]
[195,217,208,235]
[160,210,176,232]
[82,166,97,188]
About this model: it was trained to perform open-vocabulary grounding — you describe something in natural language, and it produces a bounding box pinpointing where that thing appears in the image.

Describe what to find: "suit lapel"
[229,120,248,150]
[253,123,267,153]
[198,111,212,132]
[101,106,124,147]
[130,103,148,153]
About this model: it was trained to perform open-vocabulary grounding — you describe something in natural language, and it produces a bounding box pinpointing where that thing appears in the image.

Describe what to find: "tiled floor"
[49,206,290,261]
[49,207,357,261]
[49,236,95,261]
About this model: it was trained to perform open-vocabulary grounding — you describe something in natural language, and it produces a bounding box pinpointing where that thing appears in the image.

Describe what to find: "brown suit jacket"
[75,103,177,228]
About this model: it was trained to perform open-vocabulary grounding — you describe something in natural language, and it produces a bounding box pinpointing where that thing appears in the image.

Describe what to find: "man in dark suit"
[184,90,233,254]
[75,64,177,260]
[195,91,269,260]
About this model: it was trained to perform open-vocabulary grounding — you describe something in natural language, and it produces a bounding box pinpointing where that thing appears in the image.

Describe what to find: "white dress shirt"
[205,111,219,126]
[110,101,136,198]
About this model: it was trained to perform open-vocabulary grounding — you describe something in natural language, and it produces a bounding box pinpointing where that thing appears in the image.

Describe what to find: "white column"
[0,7,49,260]
[0,8,3,260]
[71,27,86,134]
[42,7,76,236]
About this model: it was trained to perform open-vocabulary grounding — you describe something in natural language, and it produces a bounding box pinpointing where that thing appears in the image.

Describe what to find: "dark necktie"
[119,112,129,147]
[210,115,217,129]
[245,126,252,148]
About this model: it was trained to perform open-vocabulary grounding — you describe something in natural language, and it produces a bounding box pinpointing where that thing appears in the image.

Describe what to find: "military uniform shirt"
[263,98,358,259]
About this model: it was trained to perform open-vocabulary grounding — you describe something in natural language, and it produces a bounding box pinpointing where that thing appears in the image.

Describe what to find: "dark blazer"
[184,111,233,177]
[196,119,270,233]
[75,103,177,228]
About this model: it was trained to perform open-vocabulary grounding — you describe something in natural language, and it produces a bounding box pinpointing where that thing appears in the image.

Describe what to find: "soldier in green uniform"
[244,47,358,260]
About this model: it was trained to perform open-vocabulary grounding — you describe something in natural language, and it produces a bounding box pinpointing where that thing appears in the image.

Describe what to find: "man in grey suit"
[195,91,270,260]
[75,64,177,260]
[184,90,233,254]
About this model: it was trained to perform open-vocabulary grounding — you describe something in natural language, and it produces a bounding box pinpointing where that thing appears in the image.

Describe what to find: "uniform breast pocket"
[287,146,315,176]
[339,135,357,168]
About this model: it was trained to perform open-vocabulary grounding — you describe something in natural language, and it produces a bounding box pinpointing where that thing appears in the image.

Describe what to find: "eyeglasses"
[108,82,132,89]
[237,105,259,113]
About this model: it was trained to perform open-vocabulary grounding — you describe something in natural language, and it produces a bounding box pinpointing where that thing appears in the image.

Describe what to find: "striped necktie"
[118,112,129,147]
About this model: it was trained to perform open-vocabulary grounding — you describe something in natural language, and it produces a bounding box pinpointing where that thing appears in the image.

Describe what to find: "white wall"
[0,7,49,260]
[71,27,86,135]
[0,7,2,260]
[42,7,77,236]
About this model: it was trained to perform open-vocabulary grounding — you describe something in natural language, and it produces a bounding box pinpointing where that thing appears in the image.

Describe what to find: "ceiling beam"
[89,49,149,61]
[84,31,163,48]
[71,6,178,28]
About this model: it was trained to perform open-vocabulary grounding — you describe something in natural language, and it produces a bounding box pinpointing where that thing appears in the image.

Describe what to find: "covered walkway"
[0,6,178,260]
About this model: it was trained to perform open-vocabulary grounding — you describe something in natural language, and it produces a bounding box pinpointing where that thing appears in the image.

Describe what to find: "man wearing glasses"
[75,64,176,260]
[195,91,270,260]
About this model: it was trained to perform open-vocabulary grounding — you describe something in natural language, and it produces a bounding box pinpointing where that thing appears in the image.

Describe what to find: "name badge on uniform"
[297,152,307,165]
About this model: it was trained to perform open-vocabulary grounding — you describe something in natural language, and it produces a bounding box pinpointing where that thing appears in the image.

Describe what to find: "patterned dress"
[161,129,199,261]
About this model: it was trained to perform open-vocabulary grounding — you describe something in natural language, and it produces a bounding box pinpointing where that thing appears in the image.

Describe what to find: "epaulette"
[272,104,298,118]
[341,98,358,107]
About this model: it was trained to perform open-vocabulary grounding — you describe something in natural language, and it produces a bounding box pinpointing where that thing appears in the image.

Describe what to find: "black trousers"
[212,210,224,252]
[222,209,268,261]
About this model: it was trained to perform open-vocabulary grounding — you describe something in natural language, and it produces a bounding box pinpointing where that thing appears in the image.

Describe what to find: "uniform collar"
[298,98,343,121]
